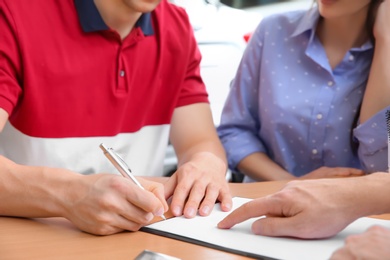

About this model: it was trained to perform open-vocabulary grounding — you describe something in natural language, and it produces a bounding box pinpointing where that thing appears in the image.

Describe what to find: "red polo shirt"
[0,0,208,137]
[0,0,209,176]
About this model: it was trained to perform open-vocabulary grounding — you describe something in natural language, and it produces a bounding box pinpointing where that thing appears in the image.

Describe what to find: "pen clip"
[99,143,143,188]
[108,147,133,174]
[99,143,166,220]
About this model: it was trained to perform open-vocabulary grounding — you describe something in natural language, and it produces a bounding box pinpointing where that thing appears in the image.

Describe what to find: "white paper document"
[142,197,390,260]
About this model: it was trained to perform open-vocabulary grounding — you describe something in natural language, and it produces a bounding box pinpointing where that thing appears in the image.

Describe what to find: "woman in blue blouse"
[217,0,388,182]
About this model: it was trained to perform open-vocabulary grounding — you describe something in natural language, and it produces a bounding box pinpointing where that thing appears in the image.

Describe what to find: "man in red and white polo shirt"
[0,0,232,235]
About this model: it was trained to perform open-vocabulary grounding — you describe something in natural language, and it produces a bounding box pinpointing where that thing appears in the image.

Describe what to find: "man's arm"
[164,103,232,218]
[0,109,167,235]
[218,172,390,239]
[0,109,7,132]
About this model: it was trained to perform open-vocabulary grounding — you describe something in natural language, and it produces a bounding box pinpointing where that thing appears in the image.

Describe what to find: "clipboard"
[141,197,390,260]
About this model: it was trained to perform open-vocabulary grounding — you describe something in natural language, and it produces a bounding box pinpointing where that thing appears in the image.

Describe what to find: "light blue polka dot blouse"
[217,8,389,181]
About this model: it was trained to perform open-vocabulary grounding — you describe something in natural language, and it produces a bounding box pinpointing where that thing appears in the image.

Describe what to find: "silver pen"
[99,143,166,220]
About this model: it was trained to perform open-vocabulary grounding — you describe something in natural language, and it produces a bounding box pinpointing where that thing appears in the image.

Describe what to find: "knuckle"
[181,163,197,174]
[128,223,142,232]
[98,196,119,211]
[108,177,127,192]
[94,213,111,225]
[139,213,154,225]
[241,201,254,212]
[94,226,113,235]
[274,189,294,201]
[179,163,207,178]
[206,181,219,190]
[174,184,190,194]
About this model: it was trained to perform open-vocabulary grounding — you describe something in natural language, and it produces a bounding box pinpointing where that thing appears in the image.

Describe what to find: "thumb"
[251,216,302,237]
[137,178,168,214]
[150,183,169,213]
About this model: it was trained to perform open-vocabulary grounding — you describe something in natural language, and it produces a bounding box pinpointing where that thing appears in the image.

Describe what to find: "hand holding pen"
[100,143,167,220]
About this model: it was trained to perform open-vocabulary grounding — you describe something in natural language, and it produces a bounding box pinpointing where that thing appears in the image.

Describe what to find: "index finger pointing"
[217,195,284,229]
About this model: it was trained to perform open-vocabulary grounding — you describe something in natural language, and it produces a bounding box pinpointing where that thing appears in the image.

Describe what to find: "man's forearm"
[355,172,390,217]
[0,155,78,218]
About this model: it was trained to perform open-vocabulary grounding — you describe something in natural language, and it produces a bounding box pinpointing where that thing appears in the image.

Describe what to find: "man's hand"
[166,103,233,218]
[331,226,390,260]
[164,151,232,218]
[62,174,168,235]
[218,177,364,239]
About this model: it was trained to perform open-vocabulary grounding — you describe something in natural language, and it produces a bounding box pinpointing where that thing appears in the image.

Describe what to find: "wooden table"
[0,180,289,260]
[2,180,387,260]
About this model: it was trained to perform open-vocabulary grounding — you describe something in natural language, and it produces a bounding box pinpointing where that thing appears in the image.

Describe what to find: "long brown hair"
[313,0,382,43]
[366,0,382,43]
[351,0,381,153]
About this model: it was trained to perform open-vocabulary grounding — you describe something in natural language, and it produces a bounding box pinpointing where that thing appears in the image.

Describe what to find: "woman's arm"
[360,0,390,123]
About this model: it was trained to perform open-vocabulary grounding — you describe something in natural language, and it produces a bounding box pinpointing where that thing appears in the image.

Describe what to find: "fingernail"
[217,221,224,228]
[172,206,181,216]
[185,207,195,217]
[223,203,232,211]
[154,208,164,217]
[201,206,210,215]
[146,213,154,222]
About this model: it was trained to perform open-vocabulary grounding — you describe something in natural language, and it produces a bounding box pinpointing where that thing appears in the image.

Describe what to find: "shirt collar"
[290,7,373,51]
[290,7,319,38]
[74,0,154,35]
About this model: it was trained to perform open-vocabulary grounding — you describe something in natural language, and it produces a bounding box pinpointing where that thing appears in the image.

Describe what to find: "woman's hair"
[313,0,382,43]
[350,0,382,151]
[366,0,382,43]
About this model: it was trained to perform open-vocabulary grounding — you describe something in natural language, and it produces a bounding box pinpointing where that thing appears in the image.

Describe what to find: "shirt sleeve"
[217,19,267,171]
[175,10,209,108]
[353,106,390,173]
[0,1,22,115]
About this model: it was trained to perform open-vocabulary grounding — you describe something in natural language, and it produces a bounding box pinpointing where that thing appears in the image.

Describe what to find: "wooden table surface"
[1,179,388,260]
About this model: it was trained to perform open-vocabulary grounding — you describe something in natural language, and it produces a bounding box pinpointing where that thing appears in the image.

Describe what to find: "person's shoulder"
[0,0,17,8]
[0,0,11,5]
[153,0,193,36]
[0,0,67,14]
[153,0,190,22]
[0,0,29,17]
[0,0,44,7]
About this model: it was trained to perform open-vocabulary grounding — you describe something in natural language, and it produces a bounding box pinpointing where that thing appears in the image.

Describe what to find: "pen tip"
[161,214,167,220]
